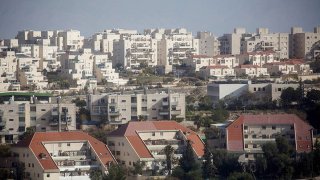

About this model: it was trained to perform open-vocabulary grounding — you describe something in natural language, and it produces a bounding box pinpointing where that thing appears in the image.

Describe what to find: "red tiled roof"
[213,54,236,58]
[14,131,116,170]
[109,121,204,158]
[265,59,305,66]
[226,114,313,153]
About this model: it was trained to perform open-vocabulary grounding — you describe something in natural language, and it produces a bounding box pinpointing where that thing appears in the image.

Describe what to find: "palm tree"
[163,145,175,175]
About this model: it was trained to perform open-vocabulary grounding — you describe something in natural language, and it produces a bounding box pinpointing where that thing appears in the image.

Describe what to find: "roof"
[14,131,116,171]
[226,114,313,153]
[265,59,305,66]
[109,121,204,158]
[213,54,236,58]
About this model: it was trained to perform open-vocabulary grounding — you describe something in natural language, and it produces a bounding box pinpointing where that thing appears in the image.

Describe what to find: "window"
[152,132,155,136]
[245,144,248,148]
[244,134,248,139]
[152,99,156,102]
[152,108,156,111]
[41,118,46,121]
[263,87,265,91]
[41,109,46,111]
[252,135,257,139]
[262,135,267,139]
[121,100,126,102]
[141,107,147,111]
[67,143,70,146]
[122,142,124,146]
[32,163,34,167]
[9,110,13,112]
[277,88,281,92]
[28,163,30,167]
[116,151,120,155]
[9,119,14,121]
[9,128,14,131]
[31,117,36,121]
[160,132,163,136]
[253,88,256,91]
[272,126,276,130]
[122,109,126,111]
[47,174,50,177]
[58,143,61,147]
[244,126,248,130]
[18,126,25,132]
[262,126,266,130]
[253,144,257,148]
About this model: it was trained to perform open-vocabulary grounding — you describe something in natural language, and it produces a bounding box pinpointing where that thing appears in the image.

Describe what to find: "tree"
[163,145,175,175]
[202,140,217,179]
[90,169,103,180]
[19,127,35,140]
[72,97,87,108]
[0,144,11,158]
[172,140,201,180]
[280,87,299,107]
[306,89,320,103]
[198,95,213,110]
[131,161,145,175]
[104,164,127,180]
[227,172,254,180]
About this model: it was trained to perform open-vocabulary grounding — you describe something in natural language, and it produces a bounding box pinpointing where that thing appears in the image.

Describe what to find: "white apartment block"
[59,48,124,88]
[114,34,158,68]
[107,121,204,174]
[157,28,199,73]
[238,51,278,67]
[234,65,269,77]
[57,29,84,51]
[0,51,17,80]
[243,28,289,59]
[199,65,235,80]
[196,31,220,56]
[290,26,320,59]
[87,92,186,125]
[219,28,252,55]
[0,95,76,144]
[12,131,117,180]
[4,39,19,49]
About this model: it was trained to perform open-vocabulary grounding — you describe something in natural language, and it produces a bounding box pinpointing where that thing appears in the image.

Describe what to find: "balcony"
[108,111,119,116]
[162,101,169,106]
[159,109,169,116]
[171,109,181,115]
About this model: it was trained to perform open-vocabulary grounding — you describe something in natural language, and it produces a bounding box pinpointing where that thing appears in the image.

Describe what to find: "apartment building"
[199,65,235,80]
[214,54,239,68]
[0,51,17,80]
[107,121,204,174]
[4,39,19,49]
[57,29,84,51]
[226,114,313,162]
[290,26,320,59]
[12,131,117,180]
[157,28,198,73]
[196,31,220,56]
[87,92,185,125]
[0,94,76,144]
[243,28,289,59]
[234,65,269,77]
[113,34,158,68]
[219,28,252,55]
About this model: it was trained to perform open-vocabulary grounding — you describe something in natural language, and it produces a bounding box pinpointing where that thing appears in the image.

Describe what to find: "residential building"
[234,65,269,77]
[107,121,204,174]
[184,55,215,72]
[263,59,312,75]
[290,26,320,59]
[214,54,239,68]
[113,34,157,68]
[157,28,198,73]
[87,92,186,125]
[4,39,19,49]
[242,28,289,59]
[219,28,252,55]
[12,131,117,180]
[238,51,278,67]
[0,94,76,144]
[57,29,84,51]
[199,65,235,80]
[226,114,313,162]
[196,31,220,56]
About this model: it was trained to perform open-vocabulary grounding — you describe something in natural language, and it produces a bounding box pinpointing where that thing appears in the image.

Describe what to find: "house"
[107,121,204,174]
[226,114,313,162]
[12,131,117,180]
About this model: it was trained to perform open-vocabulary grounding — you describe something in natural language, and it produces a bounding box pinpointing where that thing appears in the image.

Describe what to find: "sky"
[0,0,319,39]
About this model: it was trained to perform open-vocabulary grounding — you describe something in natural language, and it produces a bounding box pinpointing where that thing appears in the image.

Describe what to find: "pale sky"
[0,0,319,38]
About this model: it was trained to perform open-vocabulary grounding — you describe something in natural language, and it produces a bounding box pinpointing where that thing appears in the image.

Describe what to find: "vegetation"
[163,145,175,175]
